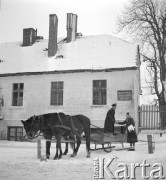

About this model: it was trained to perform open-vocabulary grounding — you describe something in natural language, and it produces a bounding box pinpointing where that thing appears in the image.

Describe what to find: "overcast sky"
[0,0,128,43]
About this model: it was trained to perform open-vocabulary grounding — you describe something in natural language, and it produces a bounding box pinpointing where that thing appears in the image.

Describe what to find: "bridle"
[23,113,77,140]
[22,116,42,140]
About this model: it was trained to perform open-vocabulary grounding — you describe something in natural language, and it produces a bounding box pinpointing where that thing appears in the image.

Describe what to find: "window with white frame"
[12,83,24,106]
[51,81,63,105]
[93,80,107,105]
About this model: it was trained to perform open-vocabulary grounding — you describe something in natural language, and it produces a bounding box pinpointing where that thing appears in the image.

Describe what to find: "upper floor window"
[93,80,107,105]
[12,83,24,106]
[51,81,63,105]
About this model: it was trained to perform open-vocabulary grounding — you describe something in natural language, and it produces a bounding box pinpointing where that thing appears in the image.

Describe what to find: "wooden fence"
[138,105,166,130]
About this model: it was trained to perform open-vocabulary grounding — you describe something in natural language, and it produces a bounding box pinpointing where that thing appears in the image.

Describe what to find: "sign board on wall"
[117,90,132,101]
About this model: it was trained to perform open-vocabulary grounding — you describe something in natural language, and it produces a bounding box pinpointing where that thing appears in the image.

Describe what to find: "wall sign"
[117,90,132,101]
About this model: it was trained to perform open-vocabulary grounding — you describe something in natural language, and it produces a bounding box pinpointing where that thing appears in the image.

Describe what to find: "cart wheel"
[102,143,114,152]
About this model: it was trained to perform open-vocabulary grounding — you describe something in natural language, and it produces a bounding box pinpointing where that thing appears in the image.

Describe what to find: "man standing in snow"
[104,103,117,134]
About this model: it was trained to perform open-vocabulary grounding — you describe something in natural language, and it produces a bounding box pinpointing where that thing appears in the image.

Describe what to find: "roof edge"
[0,67,138,77]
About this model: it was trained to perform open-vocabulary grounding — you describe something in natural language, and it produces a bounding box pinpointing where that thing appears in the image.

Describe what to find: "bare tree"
[117,0,166,108]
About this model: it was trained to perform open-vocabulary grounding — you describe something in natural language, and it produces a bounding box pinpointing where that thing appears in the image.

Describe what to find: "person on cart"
[118,112,138,151]
[104,103,117,134]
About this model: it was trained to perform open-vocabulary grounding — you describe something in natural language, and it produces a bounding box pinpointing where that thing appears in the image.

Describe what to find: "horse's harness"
[55,113,81,138]
[23,114,81,140]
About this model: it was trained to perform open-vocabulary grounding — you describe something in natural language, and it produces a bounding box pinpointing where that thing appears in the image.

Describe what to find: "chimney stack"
[23,28,36,46]
[66,13,78,43]
[71,14,77,41]
[48,14,58,57]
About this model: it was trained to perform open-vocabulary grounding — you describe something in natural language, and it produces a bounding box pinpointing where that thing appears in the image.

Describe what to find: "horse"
[21,112,91,159]
[21,115,74,159]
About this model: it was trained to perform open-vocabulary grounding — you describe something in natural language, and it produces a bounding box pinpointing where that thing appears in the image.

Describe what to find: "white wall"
[0,69,140,133]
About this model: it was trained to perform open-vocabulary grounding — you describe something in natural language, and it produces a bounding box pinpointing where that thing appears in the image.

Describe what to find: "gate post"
[37,139,41,159]
[40,139,46,161]
[138,106,141,133]
[147,135,154,154]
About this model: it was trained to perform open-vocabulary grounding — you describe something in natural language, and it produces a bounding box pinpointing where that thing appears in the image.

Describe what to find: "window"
[51,82,63,105]
[12,83,24,106]
[8,127,23,141]
[93,80,107,105]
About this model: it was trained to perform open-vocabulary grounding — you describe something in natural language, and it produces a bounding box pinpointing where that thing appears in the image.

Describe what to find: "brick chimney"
[23,28,36,46]
[71,14,77,41]
[66,13,78,43]
[48,14,58,57]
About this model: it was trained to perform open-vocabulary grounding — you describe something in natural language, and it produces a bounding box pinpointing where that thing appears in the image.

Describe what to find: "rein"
[22,131,41,141]
[23,116,43,141]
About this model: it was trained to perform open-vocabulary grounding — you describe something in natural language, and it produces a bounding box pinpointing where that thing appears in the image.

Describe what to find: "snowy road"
[0,133,166,180]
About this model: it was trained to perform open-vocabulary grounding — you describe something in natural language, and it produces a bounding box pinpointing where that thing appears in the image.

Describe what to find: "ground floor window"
[8,126,23,141]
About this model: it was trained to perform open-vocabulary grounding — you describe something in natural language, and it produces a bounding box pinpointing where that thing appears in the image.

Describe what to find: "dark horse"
[21,112,91,159]
[21,114,73,159]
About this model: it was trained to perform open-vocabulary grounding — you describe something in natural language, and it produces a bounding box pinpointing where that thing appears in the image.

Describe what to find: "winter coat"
[104,108,115,133]
[118,117,138,143]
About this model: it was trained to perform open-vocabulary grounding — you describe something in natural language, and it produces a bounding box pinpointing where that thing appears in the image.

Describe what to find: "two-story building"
[0,13,141,141]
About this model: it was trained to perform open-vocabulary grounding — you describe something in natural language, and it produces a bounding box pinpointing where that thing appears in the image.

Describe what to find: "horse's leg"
[86,138,91,158]
[72,135,76,152]
[71,136,81,157]
[84,129,91,158]
[44,132,52,159]
[70,135,76,152]
[58,135,62,159]
[73,142,76,152]
[53,134,59,160]
[53,143,59,160]
[59,142,63,159]
[54,134,62,160]
[46,140,51,159]
[63,142,68,155]
[72,141,76,153]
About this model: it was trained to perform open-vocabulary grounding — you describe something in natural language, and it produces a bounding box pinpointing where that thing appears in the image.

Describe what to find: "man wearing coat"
[104,103,117,133]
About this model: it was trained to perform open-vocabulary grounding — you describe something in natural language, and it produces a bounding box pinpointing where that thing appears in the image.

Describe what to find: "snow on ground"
[0,133,166,180]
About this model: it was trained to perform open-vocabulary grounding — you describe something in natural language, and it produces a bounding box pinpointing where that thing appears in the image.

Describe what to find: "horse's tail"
[84,117,91,157]
[84,119,91,140]
[78,115,91,152]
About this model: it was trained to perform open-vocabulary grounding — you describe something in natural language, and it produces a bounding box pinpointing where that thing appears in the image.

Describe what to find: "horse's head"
[21,115,41,138]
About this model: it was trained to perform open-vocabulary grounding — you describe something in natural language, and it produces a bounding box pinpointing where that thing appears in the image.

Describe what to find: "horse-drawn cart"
[22,113,129,159]
[24,123,128,153]
[52,123,128,152]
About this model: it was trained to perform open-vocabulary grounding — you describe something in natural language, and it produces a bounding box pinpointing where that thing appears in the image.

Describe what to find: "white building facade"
[0,13,141,140]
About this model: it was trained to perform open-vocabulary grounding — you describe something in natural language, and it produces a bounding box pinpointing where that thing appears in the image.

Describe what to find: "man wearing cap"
[104,103,117,133]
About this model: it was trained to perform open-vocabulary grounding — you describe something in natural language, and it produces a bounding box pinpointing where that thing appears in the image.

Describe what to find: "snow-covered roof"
[0,34,138,76]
